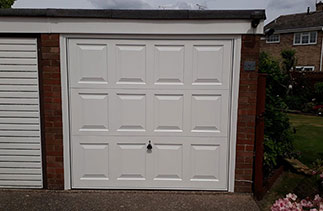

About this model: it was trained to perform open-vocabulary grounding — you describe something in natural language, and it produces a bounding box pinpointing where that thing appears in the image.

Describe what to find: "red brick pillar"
[39,34,64,189]
[235,35,260,192]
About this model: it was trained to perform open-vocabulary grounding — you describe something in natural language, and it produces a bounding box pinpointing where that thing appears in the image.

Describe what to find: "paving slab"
[0,190,260,211]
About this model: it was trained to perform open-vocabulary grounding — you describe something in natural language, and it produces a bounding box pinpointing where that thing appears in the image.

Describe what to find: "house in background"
[260,1,323,72]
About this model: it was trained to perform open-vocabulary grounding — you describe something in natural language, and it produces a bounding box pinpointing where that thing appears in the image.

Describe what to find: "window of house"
[294,32,317,45]
[266,34,280,43]
[310,32,317,43]
[295,66,315,71]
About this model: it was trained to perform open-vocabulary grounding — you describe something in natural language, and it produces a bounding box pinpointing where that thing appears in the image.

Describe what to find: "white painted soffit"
[0,17,264,34]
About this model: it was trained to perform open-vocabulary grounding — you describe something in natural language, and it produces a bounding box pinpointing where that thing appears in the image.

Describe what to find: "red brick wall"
[36,34,260,192]
[39,34,64,189]
[260,31,323,71]
[235,35,260,192]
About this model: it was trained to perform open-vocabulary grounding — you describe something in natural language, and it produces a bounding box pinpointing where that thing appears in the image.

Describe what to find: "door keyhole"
[147,140,152,150]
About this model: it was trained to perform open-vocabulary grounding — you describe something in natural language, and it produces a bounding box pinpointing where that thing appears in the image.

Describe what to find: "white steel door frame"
[60,34,242,192]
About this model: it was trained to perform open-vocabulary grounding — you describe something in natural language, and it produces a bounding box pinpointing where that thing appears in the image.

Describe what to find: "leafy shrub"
[285,95,308,111]
[278,49,315,111]
[259,52,294,175]
[314,82,323,104]
[0,0,15,8]
[303,102,316,114]
[264,138,286,169]
[288,72,314,111]
[315,82,323,95]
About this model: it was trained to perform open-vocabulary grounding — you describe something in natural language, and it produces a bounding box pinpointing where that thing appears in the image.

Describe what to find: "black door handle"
[147,140,152,150]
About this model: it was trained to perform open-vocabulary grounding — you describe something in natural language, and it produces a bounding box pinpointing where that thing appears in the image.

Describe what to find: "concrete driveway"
[0,190,260,211]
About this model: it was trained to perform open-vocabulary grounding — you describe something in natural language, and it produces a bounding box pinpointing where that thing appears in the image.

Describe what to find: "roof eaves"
[274,26,323,34]
[0,8,266,20]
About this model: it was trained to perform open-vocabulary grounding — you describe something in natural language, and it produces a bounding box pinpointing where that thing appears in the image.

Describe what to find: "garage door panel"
[0,51,37,58]
[192,41,232,89]
[190,144,220,181]
[71,90,109,135]
[0,149,40,156]
[72,136,110,187]
[0,84,39,92]
[0,174,41,181]
[154,94,184,133]
[0,78,39,85]
[154,45,185,85]
[116,143,147,181]
[115,93,147,132]
[0,104,39,111]
[116,44,147,85]
[190,90,229,136]
[189,142,228,189]
[0,98,38,104]
[0,111,39,118]
[0,65,38,72]
[0,44,37,51]
[0,180,42,188]
[0,90,38,98]
[0,58,37,65]
[0,167,41,174]
[0,155,41,162]
[153,144,183,181]
[0,117,39,124]
[0,161,41,168]
[69,39,109,88]
[0,137,40,143]
[0,71,37,79]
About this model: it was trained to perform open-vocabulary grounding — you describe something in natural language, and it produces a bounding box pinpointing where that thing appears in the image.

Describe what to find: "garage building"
[0,9,265,192]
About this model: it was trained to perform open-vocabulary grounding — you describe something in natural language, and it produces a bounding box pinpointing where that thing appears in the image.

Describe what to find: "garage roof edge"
[0,9,266,20]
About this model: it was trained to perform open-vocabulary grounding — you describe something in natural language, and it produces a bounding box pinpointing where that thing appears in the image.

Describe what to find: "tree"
[0,0,15,8]
[281,49,298,96]
[281,49,296,73]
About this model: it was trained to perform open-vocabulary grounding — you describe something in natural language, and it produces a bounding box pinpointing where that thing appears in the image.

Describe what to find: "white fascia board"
[275,26,323,34]
[0,17,264,35]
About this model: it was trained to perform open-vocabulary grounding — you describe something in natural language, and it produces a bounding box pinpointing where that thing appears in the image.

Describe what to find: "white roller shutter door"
[0,38,43,188]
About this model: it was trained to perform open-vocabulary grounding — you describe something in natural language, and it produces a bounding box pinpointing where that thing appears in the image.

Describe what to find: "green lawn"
[288,114,323,166]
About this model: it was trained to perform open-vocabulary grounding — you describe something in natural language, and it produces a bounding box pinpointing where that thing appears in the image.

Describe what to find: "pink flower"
[279,200,285,208]
[272,194,322,211]
[295,203,302,211]
[314,194,321,203]
[286,193,297,201]
[301,199,308,207]
[314,195,320,200]
[320,173,323,179]
[306,201,313,208]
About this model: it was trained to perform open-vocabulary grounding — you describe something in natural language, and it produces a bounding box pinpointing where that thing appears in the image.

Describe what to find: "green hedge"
[259,52,294,176]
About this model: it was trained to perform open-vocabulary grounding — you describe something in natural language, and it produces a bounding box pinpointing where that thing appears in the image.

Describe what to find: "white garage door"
[68,38,233,190]
[0,38,43,188]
